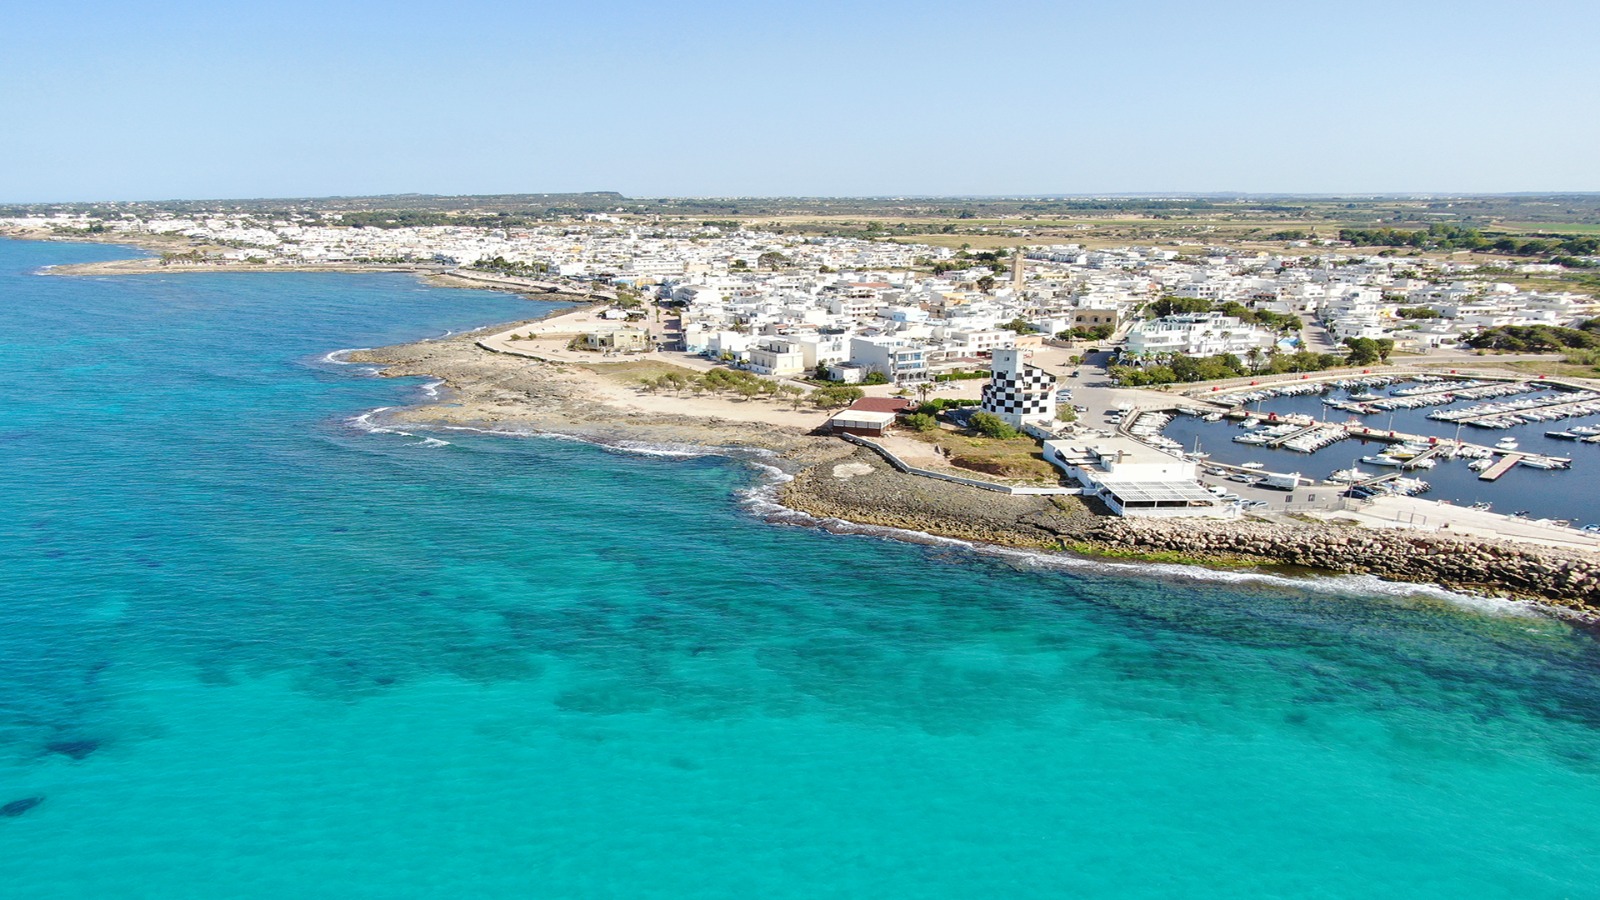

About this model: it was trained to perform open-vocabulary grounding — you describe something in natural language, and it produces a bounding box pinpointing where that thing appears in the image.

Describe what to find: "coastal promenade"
[1312,495,1600,553]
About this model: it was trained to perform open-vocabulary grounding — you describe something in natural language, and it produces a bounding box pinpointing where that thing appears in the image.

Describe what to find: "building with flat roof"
[583,326,650,352]
[828,409,897,437]
[1044,436,1233,518]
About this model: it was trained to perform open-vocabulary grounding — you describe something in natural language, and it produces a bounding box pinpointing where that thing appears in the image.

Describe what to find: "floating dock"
[1401,444,1447,469]
[1479,454,1524,481]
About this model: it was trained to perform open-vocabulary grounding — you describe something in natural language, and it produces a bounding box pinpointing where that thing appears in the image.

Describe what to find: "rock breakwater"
[783,449,1600,617]
[1084,517,1600,614]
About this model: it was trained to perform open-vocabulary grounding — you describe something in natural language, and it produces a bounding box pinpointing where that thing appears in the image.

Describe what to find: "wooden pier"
[1479,454,1524,481]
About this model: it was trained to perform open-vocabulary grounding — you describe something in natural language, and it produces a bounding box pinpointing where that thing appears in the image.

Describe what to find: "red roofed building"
[847,397,915,415]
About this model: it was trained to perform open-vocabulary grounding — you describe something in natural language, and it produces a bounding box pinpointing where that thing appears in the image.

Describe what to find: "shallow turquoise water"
[3,239,1600,898]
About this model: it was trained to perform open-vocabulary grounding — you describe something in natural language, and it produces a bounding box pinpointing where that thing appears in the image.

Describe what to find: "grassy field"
[1502,359,1600,380]
[1495,222,1600,235]
[910,428,1059,483]
[576,360,702,384]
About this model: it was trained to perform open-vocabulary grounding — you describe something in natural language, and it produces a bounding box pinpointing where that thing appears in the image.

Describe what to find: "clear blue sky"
[4,0,1597,202]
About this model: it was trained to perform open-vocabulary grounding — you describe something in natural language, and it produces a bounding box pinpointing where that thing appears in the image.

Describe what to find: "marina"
[1150,375,1600,525]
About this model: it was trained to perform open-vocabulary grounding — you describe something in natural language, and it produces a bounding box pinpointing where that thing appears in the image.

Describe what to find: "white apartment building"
[848,336,929,383]
[1123,313,1272,357]
[746,339,808,377]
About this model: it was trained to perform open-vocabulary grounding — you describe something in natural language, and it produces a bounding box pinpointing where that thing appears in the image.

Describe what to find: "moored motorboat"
[1519,456,1572,470]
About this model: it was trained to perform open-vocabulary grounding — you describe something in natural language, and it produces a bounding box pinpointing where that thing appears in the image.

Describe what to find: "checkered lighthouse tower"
[979,348,1057,429]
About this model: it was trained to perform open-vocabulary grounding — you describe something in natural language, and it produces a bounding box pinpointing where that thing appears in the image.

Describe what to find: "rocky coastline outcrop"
[782,449,1600,619]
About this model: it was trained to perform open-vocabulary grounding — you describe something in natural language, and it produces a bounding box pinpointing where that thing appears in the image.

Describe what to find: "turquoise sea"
[4,238,1600,898]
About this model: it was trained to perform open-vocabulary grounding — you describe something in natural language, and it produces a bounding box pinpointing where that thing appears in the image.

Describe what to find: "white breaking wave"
[347,408,413,437]
[439,424,541,438]
[322,348,371,365]
[420,381,444,399]
[348,409,454,448]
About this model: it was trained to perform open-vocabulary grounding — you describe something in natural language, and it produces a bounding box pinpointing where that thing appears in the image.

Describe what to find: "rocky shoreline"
[781,447,1600,620]
[345,326,1600,622]
[345,327,848,465]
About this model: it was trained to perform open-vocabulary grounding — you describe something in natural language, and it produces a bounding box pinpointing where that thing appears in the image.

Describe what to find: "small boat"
[1572,425,1600,436]
[1241,461,1266,470]
[1496,437,1519,450]
[1328,467,1370,483]
[1519,456,1572,470]
[1362,455,1404,467]
[1468,458,1493,472]
[1547,431,1579,440]
[1470,501,1492,511]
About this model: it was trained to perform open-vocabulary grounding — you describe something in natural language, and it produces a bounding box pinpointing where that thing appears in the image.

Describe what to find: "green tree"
[1148,296,1212,318]
[809,385,864,409]
[1397,306,1440,319]
[1246,347,1264,373]
[904,412,939,433]
[968,411,1018,439]
[1343,337,1382,366]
